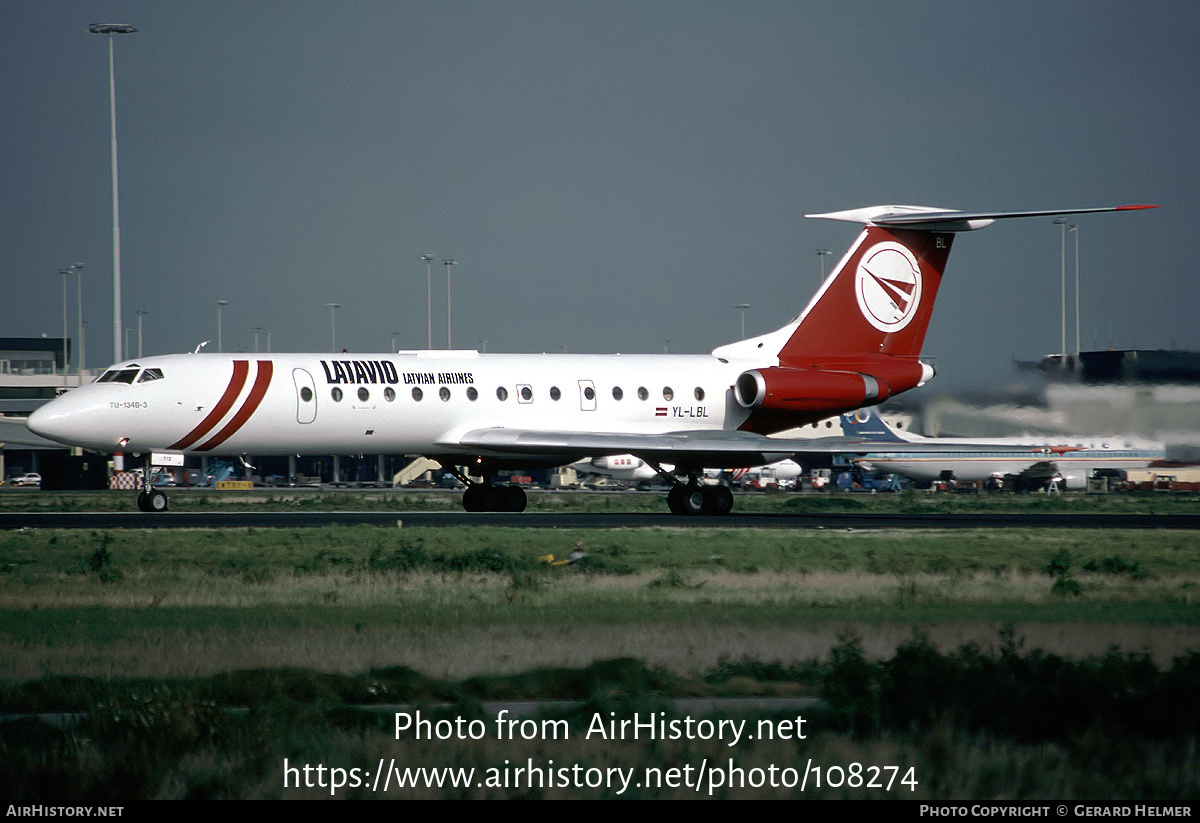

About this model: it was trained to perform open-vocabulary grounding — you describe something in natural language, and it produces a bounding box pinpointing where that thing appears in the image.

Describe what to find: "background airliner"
[838,408,1165,490]
[571,455,802,489]
[27,204,1156,514]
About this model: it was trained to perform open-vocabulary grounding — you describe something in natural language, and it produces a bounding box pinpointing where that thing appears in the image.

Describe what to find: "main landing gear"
[446,467,528,513]
[665,480,734,516]
[645,461,734,516]
[462,482,528,513]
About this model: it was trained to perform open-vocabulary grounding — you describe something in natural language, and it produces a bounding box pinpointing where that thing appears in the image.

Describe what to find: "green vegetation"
[2,638,1198,799]
[1,525,1197,682]
[3,485,1200,515]
[1,506,1197,799]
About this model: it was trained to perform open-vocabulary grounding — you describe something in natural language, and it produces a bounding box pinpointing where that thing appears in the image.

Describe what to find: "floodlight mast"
[88,23,137,364]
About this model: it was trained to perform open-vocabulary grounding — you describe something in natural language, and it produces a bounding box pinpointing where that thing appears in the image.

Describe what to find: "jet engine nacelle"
[734,366,898,414]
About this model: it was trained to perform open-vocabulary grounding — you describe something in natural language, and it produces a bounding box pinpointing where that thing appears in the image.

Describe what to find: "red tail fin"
[778,225,953,366]
[715,203,1156,434]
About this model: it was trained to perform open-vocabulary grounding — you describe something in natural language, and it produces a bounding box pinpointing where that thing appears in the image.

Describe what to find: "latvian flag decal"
[655,407,668,417]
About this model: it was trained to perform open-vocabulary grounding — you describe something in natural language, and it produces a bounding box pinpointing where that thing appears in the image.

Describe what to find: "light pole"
[421,254,434,349]
[252,326,264,353]
[326,303,340,351]
[391,332,401,353]
[217,300,228,353]
[817,249,831,285]
[443,259,457,348]
[735,303,750,339]
[60,269,70,385]
[1053,217,1066,360]
[88,23,137,364]
[1070,224,1080,363]
[73,264,85,373]
[136,310,146,357]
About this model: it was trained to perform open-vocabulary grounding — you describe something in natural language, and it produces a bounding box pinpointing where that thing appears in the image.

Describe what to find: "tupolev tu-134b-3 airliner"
[28,204,1157,515]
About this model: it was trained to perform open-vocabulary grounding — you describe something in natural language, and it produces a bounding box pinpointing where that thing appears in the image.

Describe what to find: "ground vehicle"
[10,473,41,487]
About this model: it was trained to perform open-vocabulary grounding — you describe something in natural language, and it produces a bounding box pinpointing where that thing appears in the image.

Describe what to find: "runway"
[2,510,1198,529]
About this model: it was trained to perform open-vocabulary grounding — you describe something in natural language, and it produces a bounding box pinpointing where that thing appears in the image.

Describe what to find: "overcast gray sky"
[3,1,1195,394]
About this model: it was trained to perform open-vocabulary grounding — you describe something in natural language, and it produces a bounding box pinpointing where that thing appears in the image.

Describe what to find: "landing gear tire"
[667,484,706,516]
[701,484,734,516]
[501,484,527,513]
[463,485,484,512]
[667,484,734,516]
[137,489,168,512]
[462,483,527,513]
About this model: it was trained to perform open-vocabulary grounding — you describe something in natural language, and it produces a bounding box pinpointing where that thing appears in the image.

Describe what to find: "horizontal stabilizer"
[806,204,1159,233]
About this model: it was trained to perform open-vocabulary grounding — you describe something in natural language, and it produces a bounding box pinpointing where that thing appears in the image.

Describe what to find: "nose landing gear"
[135,458,169,512]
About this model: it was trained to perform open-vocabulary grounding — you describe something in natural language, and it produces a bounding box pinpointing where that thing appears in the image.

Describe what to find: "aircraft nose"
[27,400,72,444]
[27,393,108,449]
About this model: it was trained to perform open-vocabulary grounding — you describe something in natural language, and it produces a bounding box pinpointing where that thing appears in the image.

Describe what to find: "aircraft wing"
[451,428,797,467]
[449,428,1057,468]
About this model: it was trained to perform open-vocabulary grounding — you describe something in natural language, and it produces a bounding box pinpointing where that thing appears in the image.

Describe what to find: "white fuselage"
[28,350,759,459]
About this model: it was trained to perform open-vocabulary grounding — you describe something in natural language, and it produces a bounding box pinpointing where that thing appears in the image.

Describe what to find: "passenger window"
[637,387,648,401]
[612,387,623,400]
[497,386,508,401]
[300,387,314,402]
[439,387,451,401]
[358,387,370,402]
[332,387,343,402]
[520,386,533,401]
[412,387,423,401]
[694,387,704,401]
[467,387,478,401]
[662,387,674,401]
[384,387,395,402]
[583,386,595,401]
[550,386,561,401]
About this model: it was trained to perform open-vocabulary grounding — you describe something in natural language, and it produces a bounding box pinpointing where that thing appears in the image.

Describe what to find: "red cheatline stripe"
[168,360,250,451]
[196,360,274,452]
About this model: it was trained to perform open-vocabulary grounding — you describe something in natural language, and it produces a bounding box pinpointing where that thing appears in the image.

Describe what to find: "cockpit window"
[138,368,164,383]
[98,366,143,384]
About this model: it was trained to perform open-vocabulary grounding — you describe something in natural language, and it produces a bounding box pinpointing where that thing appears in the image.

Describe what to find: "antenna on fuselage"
[193,340,210,354]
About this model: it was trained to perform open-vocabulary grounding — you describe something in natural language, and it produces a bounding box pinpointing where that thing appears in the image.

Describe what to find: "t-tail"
[714,204,1158,434]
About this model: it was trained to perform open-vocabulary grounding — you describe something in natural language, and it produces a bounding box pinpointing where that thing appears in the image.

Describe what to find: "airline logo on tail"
[855,241,922,332]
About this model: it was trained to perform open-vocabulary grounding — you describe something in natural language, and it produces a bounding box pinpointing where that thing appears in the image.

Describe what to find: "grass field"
[2,492,1198,799]
[1,521,1197,679]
